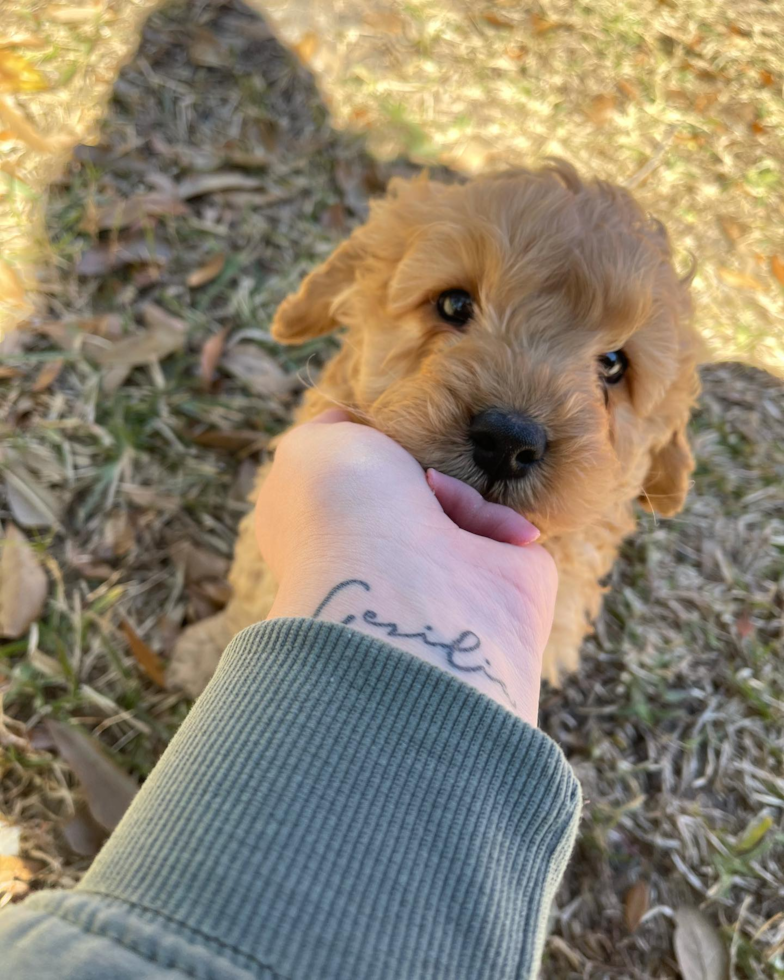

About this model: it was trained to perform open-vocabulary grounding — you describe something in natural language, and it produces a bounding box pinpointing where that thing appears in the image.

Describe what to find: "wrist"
[268,556,540,726]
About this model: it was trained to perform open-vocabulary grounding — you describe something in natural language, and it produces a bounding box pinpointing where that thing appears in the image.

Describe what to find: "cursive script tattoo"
[312,578,515,707]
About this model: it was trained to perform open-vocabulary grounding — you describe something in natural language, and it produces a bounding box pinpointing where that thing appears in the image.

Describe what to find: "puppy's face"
[273,165,701,538]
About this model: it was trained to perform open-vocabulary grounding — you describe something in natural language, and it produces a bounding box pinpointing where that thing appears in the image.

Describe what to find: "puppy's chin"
[376,436,617,542]
[428,466,595,542]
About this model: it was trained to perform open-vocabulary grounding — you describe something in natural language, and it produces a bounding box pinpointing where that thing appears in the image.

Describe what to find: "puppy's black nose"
[469,408,547,481]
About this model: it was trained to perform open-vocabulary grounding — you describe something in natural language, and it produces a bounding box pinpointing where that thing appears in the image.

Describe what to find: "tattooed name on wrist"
[312,578,514,707]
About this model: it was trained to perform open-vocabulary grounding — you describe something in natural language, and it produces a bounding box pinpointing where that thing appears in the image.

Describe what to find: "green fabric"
[0,618,581,979]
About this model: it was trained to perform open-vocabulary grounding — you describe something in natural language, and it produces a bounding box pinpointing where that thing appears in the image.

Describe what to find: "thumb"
[426,469,540,546]
[307,408,354,425]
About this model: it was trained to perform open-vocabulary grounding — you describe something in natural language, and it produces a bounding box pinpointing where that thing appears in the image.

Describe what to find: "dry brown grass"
[1,1,783,977]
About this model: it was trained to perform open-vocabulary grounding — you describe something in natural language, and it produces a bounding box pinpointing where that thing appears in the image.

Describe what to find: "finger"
[307,408,354,425]
[426,469,540,545]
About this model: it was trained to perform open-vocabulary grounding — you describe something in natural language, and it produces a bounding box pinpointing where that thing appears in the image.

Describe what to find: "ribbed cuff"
[71,618,581,979]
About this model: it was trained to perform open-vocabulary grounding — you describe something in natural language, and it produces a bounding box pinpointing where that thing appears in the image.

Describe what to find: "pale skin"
[255,410,558,727]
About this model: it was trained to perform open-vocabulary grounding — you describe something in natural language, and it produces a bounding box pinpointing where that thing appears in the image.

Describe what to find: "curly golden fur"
[168,162,702,696]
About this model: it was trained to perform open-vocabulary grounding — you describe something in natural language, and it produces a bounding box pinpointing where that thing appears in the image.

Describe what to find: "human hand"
[255,411,557,726]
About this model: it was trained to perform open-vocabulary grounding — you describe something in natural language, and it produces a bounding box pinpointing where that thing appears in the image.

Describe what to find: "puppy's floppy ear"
[639,424,694,517]
[271,172,448,344]
[270,231,366,345]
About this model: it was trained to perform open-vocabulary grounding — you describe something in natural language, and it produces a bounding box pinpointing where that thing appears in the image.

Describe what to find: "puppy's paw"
[167,613,234,698]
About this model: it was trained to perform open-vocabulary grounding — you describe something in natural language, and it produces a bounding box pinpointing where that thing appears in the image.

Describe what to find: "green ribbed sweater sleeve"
[1,618,581,980]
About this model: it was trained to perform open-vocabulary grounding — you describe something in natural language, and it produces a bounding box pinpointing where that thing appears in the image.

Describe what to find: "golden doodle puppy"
[169,162,701,697]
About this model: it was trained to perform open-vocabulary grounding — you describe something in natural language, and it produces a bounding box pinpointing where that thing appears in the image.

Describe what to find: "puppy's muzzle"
[469,408,547,482]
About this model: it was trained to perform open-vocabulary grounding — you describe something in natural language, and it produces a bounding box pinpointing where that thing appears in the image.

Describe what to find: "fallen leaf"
[717,216,747,245]
[31,358,64,392]
[62,806,106,857]
[187,252,226,288]
[617,79,639,101]
[200,325,230,389]
[221,342,299,397]
[750,120,766,135]
[529,12,563,34]
[735,610,754,640]
[91,193,187,232]
[718,268,763,290]
[32,314,124,352]
[45,720,138,832]
[188,428,270,453]
[673,907,728,980]
[2,450,64,528]
[0,50,48,93]
[292,31,318,64]
[76,236,171,276]
[101,368,129,395]
[82,313,124,339]
[120,485,179,511]
[71,556,114,580]
[728,23,751,38]
[169,540,230,584]
[142,302,188,335]
[90,303,187,392]
[0,366,22,380]
[4,476,59,527]
[482,11,514,28]
[120,618,166,687]
[95,510,133,560]
[694,92,719,113]
[131,265,163,289]
[349,106,371,126]
[0,523,47,638]
[735,812,773,853]
[770,255,784,286]
[504,43,528,61]
[585,93,616,125]
[759,69,775,87]
[188,27,231,68]
[624,880,649,932]
[177,171,267,200]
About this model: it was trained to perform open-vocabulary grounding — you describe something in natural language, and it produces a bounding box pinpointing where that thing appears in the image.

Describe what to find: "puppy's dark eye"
[436,289,474,327]
[599,350,628,385]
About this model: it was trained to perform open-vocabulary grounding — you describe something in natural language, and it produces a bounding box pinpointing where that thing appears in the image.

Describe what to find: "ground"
[1,1,783,978]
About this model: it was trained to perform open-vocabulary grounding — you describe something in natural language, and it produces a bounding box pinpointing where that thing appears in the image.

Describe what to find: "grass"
[1,0,783,976]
